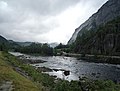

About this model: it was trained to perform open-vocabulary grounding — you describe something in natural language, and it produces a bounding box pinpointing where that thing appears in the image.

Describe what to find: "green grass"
[79,78,120,91]
[0,51,40,91]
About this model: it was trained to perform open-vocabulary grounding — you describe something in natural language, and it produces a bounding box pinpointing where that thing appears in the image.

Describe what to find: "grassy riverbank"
[0,51,40,91]
[0,51,120,91]
[77,54,120,64]
[62,52,120,64]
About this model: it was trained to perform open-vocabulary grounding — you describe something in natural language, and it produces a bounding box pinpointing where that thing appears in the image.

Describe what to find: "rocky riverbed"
[10,52,120,83]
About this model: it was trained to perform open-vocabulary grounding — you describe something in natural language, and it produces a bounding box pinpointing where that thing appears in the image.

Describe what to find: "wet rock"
[20,59,46,64]
[63,71,70,76]
[96,76,100,78]
[52,75,57,78]
[114,79,120,84]
[60,69,66,71]
[29,60,46,64]
[91,73,96,76]
[53,69,59,72]
[35,64,39,66]
[37,67,52,72]
[97,72,101,75]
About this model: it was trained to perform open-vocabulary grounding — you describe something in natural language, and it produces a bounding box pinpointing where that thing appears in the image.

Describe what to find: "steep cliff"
[68,0,120,44]
[73,17,120,55]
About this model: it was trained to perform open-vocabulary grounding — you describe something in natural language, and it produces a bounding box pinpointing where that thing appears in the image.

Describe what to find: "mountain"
[68,0,120,56]
[0,35,8,44]
[8,40,20,49]
[68,0,120,45]
[0,35,20,50]
[73,17,120,55]
[49,42,58,48]
[16,42,33,47]
[0,35,9,51]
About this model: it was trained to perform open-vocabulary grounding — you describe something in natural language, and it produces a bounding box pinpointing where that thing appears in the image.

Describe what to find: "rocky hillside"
[73,17,120,55]
[68,0,120,44]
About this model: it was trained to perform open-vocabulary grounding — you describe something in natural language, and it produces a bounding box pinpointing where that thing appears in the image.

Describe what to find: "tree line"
[15,43,54,56]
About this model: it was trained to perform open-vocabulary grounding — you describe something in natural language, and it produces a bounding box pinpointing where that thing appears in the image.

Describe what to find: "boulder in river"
[63,71,70,76]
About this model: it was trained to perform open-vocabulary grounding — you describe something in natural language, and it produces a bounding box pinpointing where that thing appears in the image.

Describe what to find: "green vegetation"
[0,51,120,91]
[79,78,120,91]
[0,35,54,56]
[55,43,69,49]
[54,43,71,55]
[0,52,40,91]
[0,36,20,52]
[0,36,8,51]
[15,43,53,56]
[71,17,120,56]
[0,43,8,52]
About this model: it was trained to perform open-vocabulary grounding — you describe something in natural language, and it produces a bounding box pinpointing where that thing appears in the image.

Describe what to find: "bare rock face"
[68,0,120,44]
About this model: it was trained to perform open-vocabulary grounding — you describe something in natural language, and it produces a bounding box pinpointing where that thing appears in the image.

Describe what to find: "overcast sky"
[0,0,108,44]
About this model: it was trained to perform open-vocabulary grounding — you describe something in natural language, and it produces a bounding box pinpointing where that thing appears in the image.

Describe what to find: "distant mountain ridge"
[68,0,120,44]
[0,35,58,50]
[16,42,33,47]
[49,42,58,48]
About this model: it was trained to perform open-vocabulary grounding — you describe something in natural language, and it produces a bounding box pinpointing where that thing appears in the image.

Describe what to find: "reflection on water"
[44,71,79,81]
[10,52,120,81]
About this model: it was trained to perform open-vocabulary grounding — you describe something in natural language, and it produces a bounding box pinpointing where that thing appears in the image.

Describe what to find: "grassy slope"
[0,51,40,91]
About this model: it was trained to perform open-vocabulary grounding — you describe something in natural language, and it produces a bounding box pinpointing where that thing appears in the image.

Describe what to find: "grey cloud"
[0,0,108,43]
[4,0,80,15]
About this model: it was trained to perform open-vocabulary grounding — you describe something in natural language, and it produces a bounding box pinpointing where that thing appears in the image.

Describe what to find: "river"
[10,52,120,82]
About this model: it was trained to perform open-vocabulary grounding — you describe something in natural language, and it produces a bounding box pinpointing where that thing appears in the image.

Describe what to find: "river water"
[10,52,120,82]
